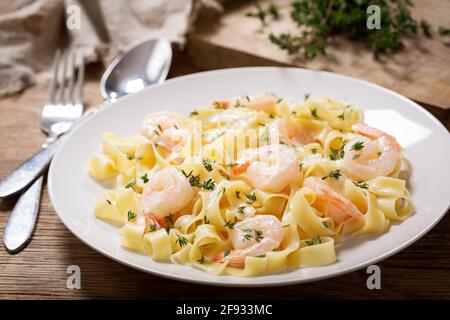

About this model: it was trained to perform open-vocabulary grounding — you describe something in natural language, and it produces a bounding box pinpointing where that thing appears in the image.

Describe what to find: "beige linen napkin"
[0,0,223,97]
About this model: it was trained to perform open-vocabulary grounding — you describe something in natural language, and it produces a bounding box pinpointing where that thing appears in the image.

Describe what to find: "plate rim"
[47,66,450,287]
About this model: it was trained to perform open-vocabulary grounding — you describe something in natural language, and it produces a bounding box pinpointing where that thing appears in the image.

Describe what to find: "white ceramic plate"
[48,67,450,286]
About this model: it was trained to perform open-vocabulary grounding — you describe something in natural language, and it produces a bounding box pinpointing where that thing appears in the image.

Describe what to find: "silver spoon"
[101,38,172,101]
[3,38,172,253]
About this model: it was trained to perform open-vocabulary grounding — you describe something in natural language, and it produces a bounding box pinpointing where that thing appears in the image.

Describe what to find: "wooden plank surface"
[189,0,450,109]
[0,53,449,300]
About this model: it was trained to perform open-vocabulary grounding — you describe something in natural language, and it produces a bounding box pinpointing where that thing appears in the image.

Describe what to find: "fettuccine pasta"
[88,93,414,276]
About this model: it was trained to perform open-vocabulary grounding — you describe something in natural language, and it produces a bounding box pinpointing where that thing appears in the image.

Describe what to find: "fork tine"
[66,51,75,105]
[48,49,61,104]
[58,50,68,104]
[75,52,84,106]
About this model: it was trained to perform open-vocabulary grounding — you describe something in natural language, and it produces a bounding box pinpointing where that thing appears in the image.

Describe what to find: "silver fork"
[0,49,84,199]
[2,48,85,252]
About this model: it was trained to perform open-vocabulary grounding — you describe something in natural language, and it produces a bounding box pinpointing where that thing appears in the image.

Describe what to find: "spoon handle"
[3,176,43,253]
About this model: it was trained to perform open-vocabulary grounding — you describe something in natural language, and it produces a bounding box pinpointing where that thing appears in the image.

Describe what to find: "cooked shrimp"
[303,176,363,225]
[141,167,194,219]
[268,118,315,146]
[235,94,278,113]
[232,144,299,192]
[141,111,190,152]
[342,123,401,181]
[213,215,284,267]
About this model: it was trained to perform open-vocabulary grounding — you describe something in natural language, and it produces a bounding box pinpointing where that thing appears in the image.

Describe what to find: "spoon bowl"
[100,38,172,101]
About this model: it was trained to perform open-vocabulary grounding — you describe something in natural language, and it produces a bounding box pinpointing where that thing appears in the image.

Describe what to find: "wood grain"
[188,0,450,109]
[0,54,449,300]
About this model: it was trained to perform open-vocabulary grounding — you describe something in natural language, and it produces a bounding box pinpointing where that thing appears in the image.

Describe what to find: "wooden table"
[0,53,449,300]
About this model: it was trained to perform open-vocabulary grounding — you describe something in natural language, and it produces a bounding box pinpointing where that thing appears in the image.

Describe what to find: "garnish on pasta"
[89,93,414,276]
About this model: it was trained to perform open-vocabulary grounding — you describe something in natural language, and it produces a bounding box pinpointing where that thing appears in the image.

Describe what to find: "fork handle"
[0,138,64,199]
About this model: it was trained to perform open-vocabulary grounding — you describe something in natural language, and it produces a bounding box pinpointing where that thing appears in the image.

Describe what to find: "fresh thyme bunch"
[247,0,449,60]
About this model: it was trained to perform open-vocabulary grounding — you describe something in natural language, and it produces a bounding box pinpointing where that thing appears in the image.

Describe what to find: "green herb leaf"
[245,192,257,203]
[197,254,205,264]
[224,220,235,229]
[176,234,189,247]
[350,141,364,151]
[322,169,342,180]
[203,159,214,172]
[124,181,135,189]
[127,210,137,221]
[140,173,149,184]
[353,181,369,189]
[305,236,322,246]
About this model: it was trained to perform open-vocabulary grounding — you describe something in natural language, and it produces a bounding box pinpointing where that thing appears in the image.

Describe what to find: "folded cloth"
[0,0,223,97]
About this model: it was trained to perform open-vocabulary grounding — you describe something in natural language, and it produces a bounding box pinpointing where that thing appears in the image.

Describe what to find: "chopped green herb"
[268,3,279,19]
[106,199,112,205]
[153,129,160,136]
[203,159,214,172]
[149,223,157,232]
[242,229,253,242]
[127,210,137,221]
[176,234,189,247]
[311,148,318,154]
[246,3,267,25]
[256,254,266,258]
[254,229,264,242]
[224,220,235,229]
[439,26,450,37]
[124,181,135,189]
[203,215,210,224]
[224,248,231,257]
[189,110,199,117]
[322,221,330,228]
[329,146,345,160]
[377,152,382,157]
[269,113,275,119]
[298,162,304,172]
[197,254,205,264]
[126,154,134,160]
[304,93,311,101]
[173,124,179,129]
[237,206,246,214]
[235,190,241,199]
[353,181,369,189]
[337,112,345,121]
[164,214,174,225]
[322,169,342,180]
[352,154,361,161]
[164,225,172,234]
[350,141,364,151]
[282,224,290,228]
[202,178,216,191]
[140,173,149,184]
[245,192,257,203]
[305,236,322,246]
